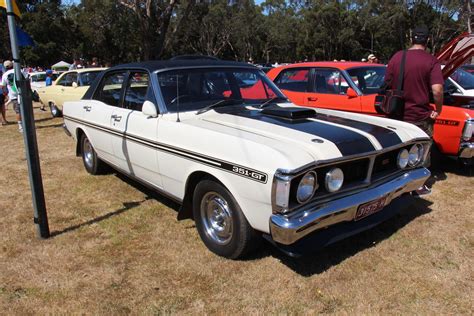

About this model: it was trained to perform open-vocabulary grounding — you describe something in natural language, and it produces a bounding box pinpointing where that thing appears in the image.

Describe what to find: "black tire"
[193,179,259,259]
[50,103,62,117]
[80,134,108,175]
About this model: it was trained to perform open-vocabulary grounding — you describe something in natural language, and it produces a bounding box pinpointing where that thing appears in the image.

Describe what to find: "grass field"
[0,104,473,314]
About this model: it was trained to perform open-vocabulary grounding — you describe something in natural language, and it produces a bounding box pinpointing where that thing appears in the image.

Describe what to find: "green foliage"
[0,0,468,66]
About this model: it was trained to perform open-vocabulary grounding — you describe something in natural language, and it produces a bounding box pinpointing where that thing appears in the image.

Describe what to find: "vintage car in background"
[29,71,59,92]
[37,68,106,117]
[63,58,430,258]
[267,33,474,166]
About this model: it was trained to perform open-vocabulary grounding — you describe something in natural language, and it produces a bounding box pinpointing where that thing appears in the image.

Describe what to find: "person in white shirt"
[1,60,22,132]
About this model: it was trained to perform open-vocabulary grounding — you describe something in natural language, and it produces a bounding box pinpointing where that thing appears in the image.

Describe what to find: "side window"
[313,69,345,95]
[274,69,309,92]
[56,74,69,86]
[123,72,149,111]
[93,72,126,107]
[66,73,78,86]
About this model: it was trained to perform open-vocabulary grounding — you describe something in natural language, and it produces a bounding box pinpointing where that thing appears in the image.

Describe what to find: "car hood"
[436,32,474,79]
[186,104,425,162]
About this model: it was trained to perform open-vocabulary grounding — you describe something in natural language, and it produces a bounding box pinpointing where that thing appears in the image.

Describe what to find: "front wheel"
[193,180,259,259]
[80,134,108,175]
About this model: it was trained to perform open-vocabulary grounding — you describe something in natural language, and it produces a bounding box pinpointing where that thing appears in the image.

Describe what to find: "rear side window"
[274,68,310,92]
[94,72,126,107]
[123,72,149,111]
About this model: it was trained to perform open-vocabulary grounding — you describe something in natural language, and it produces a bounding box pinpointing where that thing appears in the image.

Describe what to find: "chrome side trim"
[459,142,474,159]
[62,123,72,137]
[270,167,430,245]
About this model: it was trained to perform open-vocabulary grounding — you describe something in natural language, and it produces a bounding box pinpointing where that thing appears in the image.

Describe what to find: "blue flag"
[16,26,35,47]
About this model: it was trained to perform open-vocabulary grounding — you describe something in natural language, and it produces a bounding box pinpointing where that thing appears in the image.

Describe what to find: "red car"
[267,33,474,165]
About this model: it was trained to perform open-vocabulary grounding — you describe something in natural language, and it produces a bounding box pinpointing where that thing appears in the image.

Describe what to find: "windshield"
[80,71,102,86]
[450,68,474,90]
[346,66,386,95]
[156,68,286,113]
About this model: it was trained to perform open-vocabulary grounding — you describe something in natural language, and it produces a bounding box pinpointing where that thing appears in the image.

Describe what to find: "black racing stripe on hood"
[314,113,402,148]
[225,110,376,156]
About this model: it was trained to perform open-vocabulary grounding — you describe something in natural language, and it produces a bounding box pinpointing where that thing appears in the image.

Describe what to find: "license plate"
[355,196,387,221]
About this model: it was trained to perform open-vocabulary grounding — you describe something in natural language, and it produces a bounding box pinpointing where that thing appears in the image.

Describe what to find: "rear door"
[109,71,162,187]
[85,71,127,164]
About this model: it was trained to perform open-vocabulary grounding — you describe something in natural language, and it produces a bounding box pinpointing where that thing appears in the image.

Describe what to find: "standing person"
[384,26,444,196]
[1,60,22,132]
[0,61,6,125]
[69,58,80,70]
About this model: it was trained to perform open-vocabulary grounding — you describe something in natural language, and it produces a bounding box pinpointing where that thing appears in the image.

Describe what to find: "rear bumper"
[459,142,474,159]
[270,168,430,246]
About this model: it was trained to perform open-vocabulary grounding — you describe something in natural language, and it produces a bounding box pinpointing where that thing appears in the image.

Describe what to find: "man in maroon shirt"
[385,26,444,196]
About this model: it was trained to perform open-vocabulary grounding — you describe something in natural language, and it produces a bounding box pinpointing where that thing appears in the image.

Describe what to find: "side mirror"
[346,88,358,98]
[72,82,78,88]
[142,100,158,118]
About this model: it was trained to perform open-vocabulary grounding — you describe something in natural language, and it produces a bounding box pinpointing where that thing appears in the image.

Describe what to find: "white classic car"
[63,59,431,259]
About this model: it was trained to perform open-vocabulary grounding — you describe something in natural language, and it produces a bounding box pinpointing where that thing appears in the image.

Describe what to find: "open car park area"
[0,104,472,314]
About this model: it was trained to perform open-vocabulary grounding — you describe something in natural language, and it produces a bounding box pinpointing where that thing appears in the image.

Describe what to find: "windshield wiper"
[196,98,244,115]
[258,96,289,109]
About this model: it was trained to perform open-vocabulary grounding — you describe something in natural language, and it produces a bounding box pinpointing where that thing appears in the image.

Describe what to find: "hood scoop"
[261,105,316,120]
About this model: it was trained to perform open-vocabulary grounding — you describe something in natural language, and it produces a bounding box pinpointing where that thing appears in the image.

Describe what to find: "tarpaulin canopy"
[51,61,71,70]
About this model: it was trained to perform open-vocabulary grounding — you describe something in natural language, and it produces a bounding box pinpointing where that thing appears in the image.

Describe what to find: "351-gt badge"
[221,163,267,183]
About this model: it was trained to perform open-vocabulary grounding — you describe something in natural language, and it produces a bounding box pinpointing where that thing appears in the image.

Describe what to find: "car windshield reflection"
[346,66,386,95]
[157,68,286,113]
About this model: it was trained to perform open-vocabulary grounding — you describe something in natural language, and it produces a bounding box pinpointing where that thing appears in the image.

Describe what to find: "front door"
[305,68,362,112]
[109,71,162,188]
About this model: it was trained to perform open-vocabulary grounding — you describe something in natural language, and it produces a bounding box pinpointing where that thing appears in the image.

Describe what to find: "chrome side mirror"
[72,82,78,88]
[142,100,158,118]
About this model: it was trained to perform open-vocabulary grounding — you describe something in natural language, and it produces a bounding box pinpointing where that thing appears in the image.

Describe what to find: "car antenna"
[176,74,181,122]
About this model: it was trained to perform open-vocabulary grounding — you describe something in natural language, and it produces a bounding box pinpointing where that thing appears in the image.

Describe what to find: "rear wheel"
[50,102,62,117]
[193,179,259,259]
[80,134,107,175]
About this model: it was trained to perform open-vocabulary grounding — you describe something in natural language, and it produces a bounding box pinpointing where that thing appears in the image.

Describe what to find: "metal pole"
[5,0,50,238]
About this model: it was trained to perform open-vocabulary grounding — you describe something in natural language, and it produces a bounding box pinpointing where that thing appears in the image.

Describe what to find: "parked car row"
[36,68,106,117]
[63,59,432,259]
[267,32,474,166]
[59,34,472,259]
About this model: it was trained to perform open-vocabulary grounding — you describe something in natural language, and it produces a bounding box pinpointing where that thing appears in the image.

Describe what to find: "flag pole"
[5,0,50,238]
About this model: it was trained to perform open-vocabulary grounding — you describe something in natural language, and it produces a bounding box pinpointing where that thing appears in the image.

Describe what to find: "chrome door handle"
[111,114,122,122]
[83,105,91,112]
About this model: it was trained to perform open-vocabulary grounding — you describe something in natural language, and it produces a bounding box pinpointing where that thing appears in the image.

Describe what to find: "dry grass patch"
[0,104,473,314]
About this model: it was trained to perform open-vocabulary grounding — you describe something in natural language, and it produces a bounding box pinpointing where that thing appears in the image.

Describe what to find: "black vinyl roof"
[108,59,257,72]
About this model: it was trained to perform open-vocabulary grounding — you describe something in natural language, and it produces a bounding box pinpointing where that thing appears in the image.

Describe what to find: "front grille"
[372,150,399,180]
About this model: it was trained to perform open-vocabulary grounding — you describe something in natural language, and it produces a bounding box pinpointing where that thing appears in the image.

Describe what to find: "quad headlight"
[325,168,344,192]
[397,148,409,169]
[408,144,423,167]
[296,171,318,203]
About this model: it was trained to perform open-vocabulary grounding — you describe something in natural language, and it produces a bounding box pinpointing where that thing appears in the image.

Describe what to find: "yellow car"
[37,68,106,117]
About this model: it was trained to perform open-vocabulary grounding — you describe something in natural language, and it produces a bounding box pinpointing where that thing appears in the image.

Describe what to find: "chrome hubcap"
[200,192,233,245]
[83,138,94,169]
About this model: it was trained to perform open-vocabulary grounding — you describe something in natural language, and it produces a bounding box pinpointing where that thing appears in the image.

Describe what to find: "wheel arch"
[75,128,86,157]
[178,170,224,221]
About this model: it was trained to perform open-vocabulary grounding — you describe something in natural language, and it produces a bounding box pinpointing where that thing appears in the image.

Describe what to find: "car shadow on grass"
[36,123,64,129]
[51,173,180,238]
[264,198,433,276]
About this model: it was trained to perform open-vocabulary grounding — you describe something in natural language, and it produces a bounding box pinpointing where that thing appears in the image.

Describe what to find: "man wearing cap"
[367,54,378,63]
[384,26,444,196]
[1,60,22,132]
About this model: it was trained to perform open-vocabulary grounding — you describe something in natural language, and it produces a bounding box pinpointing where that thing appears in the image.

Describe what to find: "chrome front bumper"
[459,142,474,159]
[270,168,430,245]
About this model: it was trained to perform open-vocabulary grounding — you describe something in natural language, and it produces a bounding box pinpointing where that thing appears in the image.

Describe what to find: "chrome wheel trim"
[200,192,233,245]
[83,138,94,169]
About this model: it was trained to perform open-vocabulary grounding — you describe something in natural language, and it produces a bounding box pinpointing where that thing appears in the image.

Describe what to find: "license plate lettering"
[355,197,387,221]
